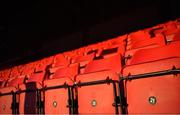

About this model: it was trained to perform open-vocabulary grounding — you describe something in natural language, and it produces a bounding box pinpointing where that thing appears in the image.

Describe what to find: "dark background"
[0,0,179,67]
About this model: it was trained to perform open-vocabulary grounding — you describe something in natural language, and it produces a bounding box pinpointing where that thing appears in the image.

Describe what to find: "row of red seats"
[123,41,180,113]
[0,19,180,114]
[122,20,180,113]
[0,19,179,83]
[0,55,123,114]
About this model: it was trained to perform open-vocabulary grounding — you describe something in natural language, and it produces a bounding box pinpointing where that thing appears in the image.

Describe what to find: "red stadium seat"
[125,33,167,65]
[43,77,73,114]
[76,70,121,114]
[26,72,45,83]
[35,57,53,72]
[0,76,26,114]
[72,53,95,66]
[163,22,179,35]
[123,42,180,113]
[1,69,11,81]
[51,63,79,80]
[0,87,17,114]
[123,58,180,114]
[35,62,47,72]
[42,61,77,114]
[71,53,95,73]
[164,27,180,43]
[128,31,151,44]
[52,54,70,69]
[127,33,166,50]
[7,75,26,87]
[75,54,123,114]
[84,54,122,74]
[129,41,180,65]
[125,44,158,58]
[9,66,20,78]
[19,72,45,114]
[21,62,37,76]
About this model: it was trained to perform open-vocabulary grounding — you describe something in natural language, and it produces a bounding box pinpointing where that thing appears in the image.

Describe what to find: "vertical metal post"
[12,92,16,114]
[118,78,127,114]
[71,87,75,114]
[67,86,72,114]
[112,82,119,114]
[36,90,40,114]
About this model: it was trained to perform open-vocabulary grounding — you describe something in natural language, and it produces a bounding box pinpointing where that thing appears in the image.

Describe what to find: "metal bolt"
[149,96,157,105]
[91,100,97,107]
[53,101,57,108]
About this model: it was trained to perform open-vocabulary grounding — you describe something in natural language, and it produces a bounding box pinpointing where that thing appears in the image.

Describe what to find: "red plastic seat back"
[71,53,95,74]
[128,31,151,42]
[7,75,26,87]
[43,77,73,114]
[27,72,45,83]
[130,41,180,65]
[76,71,120,114]
[123,58,180,114]
[84,54,122,73]
[9,66,20,78]
[21,62,36,75]
[0,87,16,114]
[35,57,53,72]
[72,53,95,65]
[130,33,166,49]
[1,69,11,81]
[35,62,47,72]
[163,22,179,35]
[51,63,79,80]
[53,54,70,68]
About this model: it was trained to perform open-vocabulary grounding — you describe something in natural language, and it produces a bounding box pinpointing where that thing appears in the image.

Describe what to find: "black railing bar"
[122,69,180,81]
